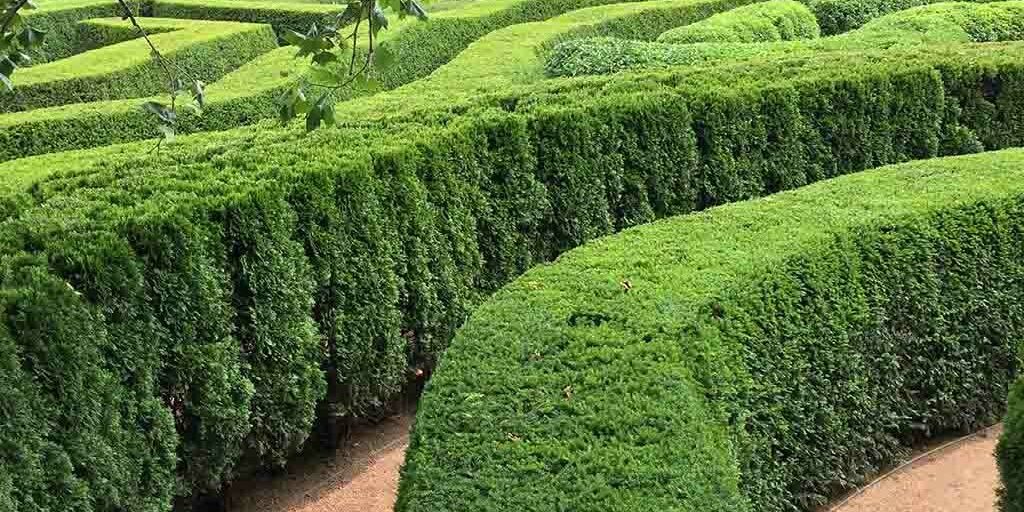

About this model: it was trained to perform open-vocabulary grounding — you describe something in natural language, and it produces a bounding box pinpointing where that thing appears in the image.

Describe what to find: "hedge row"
[800,0,995,35]
[147,0,349,38]
[545,1,1024,77]
[0,0,749,162]
[1000,378,1024,512]
[21,0,123,64]
[2,18,277,113]
[657,0,819,44]
[3,29,1024,508]
[397,148,1024,512]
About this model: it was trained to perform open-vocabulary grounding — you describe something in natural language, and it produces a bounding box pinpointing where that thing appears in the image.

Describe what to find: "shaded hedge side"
[1001,378,1024,512]
[398,149,1024,512]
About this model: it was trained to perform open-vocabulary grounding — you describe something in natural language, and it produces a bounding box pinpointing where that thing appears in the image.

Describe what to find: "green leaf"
[403,0,428,20]
[312,51,338,65]
[157,124,176,142]
[0,56,14,78]
[17,26,45,49]
[316,95,336,128]
[141,101,176,124]
[283,30,307,47]
[0,72,11,92]
[373,44,395,71]
[191,80,205,108]
[4,13,23,33]
[276,86,309,124]
[10,51,29,66]
[338,3,362,25]
[305,104,322,132]
[371,4,389,36]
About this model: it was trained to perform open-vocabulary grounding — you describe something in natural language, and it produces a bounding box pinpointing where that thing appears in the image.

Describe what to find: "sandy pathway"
[230,414,411,512]
[834,425,1001,512]
[234,418,1002,512]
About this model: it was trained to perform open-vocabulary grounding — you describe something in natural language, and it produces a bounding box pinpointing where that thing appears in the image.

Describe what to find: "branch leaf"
[17,26,45,49]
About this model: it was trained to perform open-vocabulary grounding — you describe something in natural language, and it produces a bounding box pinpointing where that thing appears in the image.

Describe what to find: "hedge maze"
[2,0,1024,511]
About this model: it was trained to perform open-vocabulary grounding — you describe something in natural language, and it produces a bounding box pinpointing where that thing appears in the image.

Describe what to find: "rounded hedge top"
[657,0,820,43]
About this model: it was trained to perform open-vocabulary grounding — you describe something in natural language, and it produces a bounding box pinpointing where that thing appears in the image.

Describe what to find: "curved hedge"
[148,0,350,36]
[2,18,277,113]
[657,0,819,44]
[21,0,123,63]
[398,148,1024,512]
[545,1,1024,77]
[801,0,995,35]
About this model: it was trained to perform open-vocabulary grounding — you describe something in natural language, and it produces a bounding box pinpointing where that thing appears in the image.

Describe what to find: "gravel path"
[834,425,1001,512]
[233,419,1001,512]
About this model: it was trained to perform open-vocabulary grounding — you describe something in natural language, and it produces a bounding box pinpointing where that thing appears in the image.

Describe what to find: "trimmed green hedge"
[148,0,349,37]
[398,148,1024,512]
[3,29,1024,507]
[0,0,747,162]
[800,0,994,35]
[545,1,1024,77]
[657,0,819,44]
[22,0,122,64]
[2,18,277,113]
[1000,378,1024,512]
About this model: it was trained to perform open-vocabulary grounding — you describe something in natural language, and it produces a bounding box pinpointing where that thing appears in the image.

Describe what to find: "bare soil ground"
[232,419,1002,512]
[834,425,1002,512]
[228,413,412,512]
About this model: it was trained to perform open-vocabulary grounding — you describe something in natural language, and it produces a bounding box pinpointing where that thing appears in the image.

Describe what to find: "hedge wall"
[800,0,995,35]
[398,148,1024,512]
[657,0,819,44]
[545,1,1024,77]
[1001,378,1024,512]
[2,30,1024,507]
[2,18,277,113]
[0,0,748,162]
[21,0,122,64]
[147,0,349,37]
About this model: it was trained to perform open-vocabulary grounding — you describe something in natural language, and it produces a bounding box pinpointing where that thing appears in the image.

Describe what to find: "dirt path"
[229,414,411,512]
[233,418,1002,512]
[834,425,1002,512]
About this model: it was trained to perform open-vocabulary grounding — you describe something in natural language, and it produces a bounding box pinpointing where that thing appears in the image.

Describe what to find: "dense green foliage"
[20,0,124,63]
[657,0,818,43]
[2,18,276,112]
[4,29,1024,506]
[148,0,349,37]
[398,149,1024,512]
[545,1,1024,77]
[0,0,735,162]
[801,0,995,35]
[1000,378,1024,512]
[5,0,1024,509]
